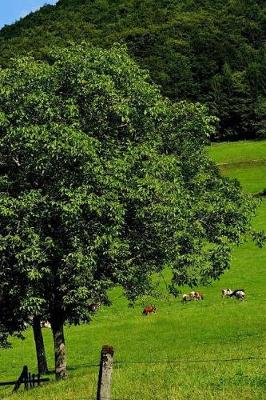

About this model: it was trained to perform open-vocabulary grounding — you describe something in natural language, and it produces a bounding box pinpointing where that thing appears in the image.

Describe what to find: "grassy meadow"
[0,140,265,400]
[210,141,266,194]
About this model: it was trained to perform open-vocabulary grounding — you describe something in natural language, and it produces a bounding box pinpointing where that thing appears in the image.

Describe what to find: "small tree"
[0,43,255,378]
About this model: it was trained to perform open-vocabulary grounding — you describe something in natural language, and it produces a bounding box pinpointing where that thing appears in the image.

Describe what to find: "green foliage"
[0,0,266,139]
[0,44,255,337]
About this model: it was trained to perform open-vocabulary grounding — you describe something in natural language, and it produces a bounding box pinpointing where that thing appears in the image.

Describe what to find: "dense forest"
[0,0,266,140]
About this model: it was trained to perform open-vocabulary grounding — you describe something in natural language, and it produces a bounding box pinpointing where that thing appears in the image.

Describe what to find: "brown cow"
[143,305,156,315]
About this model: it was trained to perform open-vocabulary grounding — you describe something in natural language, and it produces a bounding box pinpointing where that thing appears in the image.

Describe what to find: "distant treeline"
[0,0,266,140]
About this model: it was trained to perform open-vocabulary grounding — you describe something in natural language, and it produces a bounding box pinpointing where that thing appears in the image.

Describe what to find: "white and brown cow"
[182,291,204,302]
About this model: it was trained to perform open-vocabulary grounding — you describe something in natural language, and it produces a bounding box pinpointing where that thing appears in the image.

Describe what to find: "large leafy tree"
[0,43,255,378]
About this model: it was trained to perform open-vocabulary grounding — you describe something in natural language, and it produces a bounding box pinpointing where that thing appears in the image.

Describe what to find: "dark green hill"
[1,0,266,140]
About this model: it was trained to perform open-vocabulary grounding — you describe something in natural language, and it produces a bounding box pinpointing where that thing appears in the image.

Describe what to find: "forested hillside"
[0,0,266,140]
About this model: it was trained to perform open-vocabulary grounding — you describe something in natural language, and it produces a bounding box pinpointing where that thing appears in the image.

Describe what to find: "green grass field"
[0,140,266,400]
[210,140,266,165]
[210,140,266,193]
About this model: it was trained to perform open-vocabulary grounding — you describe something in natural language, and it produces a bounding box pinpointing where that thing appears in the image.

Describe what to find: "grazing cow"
[88,303,100,312]
[143,305,156,315]
[221,289,233,298]
[230,290,245,300]
[182,291,204,302]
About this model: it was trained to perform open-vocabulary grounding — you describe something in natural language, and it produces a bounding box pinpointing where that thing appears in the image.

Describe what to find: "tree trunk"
[51,320,67,380]
[32,316,48,375]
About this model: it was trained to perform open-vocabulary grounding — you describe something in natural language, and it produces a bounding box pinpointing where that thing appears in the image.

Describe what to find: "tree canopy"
[0,43,255,377]
[0,0,265,140]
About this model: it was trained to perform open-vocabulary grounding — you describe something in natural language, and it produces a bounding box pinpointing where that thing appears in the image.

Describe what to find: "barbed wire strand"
[74,355,266,371]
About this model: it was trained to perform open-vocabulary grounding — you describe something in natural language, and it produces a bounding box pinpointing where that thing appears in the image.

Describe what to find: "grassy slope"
[210,140,266,164]
[211,140,266,193]
[0,141,266,400]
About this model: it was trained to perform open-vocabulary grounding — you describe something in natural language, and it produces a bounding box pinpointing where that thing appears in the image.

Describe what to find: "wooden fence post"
[97,345,114,400]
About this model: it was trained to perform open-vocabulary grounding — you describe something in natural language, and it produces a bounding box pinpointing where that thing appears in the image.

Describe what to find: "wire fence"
[1,353,265,400]
[73,354,266,400]
[74,354,266,371]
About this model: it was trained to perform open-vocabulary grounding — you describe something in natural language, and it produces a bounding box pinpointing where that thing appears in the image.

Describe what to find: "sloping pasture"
[0,140,265,399]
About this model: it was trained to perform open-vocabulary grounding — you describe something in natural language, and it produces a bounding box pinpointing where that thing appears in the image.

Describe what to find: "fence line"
[1,350,265,399]
[114,355,266,366]
[74,354,266,371]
